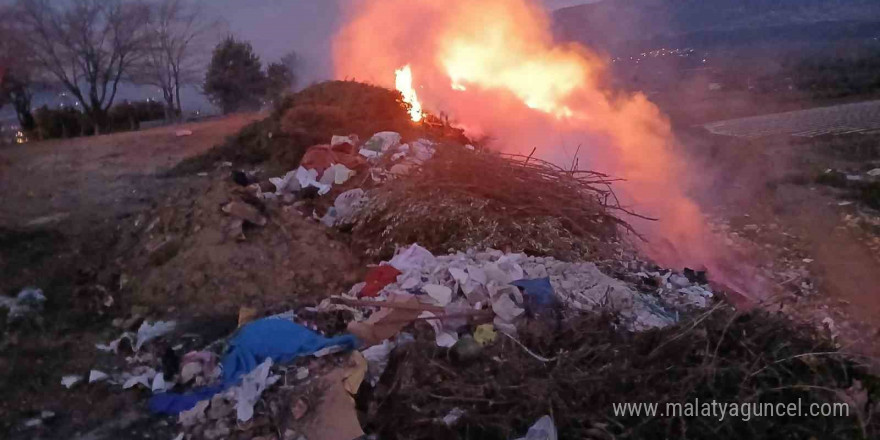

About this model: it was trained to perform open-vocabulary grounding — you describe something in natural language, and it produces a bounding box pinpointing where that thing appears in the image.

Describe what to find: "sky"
[2,0,606,118]
[207,0,603,86]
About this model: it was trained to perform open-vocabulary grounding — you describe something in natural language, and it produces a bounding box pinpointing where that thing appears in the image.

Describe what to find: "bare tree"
[133,0,219,121]
[16,0,150,134]
[0,4,39,132]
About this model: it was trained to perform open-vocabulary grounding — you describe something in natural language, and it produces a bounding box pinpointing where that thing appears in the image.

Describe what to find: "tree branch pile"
[352,145,646,261]
[362,308,877,439]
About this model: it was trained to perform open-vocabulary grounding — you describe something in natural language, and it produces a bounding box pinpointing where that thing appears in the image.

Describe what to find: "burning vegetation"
[334,0,747,293]
[5,1,880,440]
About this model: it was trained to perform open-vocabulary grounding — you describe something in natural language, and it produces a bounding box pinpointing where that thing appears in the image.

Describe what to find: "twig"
[502,332,556,363]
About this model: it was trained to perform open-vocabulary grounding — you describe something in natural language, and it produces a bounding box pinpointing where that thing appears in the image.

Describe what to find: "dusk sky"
[2,0,605,117]
[207,0,602,85]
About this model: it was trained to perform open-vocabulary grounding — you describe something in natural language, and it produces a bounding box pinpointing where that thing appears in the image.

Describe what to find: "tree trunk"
[174,81,182,120]
[10,89,36,133]
[164,94,175,122]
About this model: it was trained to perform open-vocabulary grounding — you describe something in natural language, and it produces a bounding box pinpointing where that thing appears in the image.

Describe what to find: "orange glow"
[334,0,764,298]
[395,65,423,122]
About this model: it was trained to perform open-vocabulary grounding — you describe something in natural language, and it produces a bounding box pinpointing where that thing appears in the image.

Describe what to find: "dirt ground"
[2,109,880,438]
[679,126,880,359]
[0,114,368,439]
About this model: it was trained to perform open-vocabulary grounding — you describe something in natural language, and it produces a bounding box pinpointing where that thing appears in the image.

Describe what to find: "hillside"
[554,0,880,52]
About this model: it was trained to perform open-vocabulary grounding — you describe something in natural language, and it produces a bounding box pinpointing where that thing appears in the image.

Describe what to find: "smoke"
[333,0,763,296]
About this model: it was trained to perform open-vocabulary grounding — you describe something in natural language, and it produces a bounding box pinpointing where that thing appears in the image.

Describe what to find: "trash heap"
[324,244,713,348]
[219,130,438,235]
[35,80,879,439]
[61,240,714,440]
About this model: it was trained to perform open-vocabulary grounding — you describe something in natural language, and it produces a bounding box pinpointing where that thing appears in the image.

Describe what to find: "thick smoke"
[333,0,764,297]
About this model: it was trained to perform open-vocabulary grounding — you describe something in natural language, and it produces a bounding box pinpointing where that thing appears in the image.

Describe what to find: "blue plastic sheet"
[512,278,557,312]
[221,318,359,384]
[149,318,359,415]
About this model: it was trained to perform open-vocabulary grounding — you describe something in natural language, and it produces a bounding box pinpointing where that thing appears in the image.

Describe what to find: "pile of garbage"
[59,236,717,439]
[57,236,879,439]
[218,131,439,236]
[324,243,713,343]
[216,127,639,266]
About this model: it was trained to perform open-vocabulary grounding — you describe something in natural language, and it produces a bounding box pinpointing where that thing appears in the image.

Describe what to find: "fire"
[334,0,761,296]
[395,65,424,122]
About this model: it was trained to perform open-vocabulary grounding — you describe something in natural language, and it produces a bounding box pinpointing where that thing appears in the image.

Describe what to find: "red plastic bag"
[359,265,402,298]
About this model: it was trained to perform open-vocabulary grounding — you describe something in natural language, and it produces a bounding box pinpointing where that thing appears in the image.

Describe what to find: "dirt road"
[704,99,880,139]
[0,115,259,229]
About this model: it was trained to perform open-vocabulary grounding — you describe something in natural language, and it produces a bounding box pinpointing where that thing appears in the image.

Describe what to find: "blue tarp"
[512,277,557,312]
[149,318,359,415]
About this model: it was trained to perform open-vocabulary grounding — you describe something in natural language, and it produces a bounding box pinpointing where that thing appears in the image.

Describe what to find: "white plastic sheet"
[515,415,557,440]
[233,358,279,422]
[135,320,176,352]
[388,244,436,272]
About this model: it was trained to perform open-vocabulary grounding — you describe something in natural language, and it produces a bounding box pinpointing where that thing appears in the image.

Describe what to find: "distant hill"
[553,0,880,53]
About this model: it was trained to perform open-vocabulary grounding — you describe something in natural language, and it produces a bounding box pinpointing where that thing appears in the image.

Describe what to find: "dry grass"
[363,308,879,440]
[352,145,643,260]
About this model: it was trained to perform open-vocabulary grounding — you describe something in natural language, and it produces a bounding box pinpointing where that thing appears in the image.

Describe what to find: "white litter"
[268,169,302,196]
[359,148,379,158]
[363,131,401,153]
[89,370,109,383]
[442,407,466,426]
[233,359,279,422]
[295,367,310,381]
[515,415,557,440]
[96,333,133,354]
[332,188,366,225]
[175,129,193,137]
[342,245,683,337]
[420,311,458,347]
[331,134,358,147]
[294,166,331,195]
[389,243,436,272]
[134,320,176,352]
[152,373,167,393]
[362,340,395,387]
[122,367,156,390]
[409,139,436,163]
[331,163,355,185]
[423,284,453,307]
[61,375,82,389]
[491,291,525,322]
[179,399,209,427]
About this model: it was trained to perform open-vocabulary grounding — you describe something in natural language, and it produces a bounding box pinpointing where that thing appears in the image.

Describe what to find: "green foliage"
[264,62,294,104]
[203,36,267,114]
[33,106,87,139]
[108,100,166,132]
[786,48,880,99]
[30,100,164,140]
[171,80,415,175]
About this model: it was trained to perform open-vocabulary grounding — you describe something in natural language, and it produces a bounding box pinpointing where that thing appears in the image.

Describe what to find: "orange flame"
[395,65,423,122]
[334,0,765,298]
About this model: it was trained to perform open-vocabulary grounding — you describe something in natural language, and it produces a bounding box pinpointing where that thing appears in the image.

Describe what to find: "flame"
[334,0,765,298]
[395,65,423,122]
